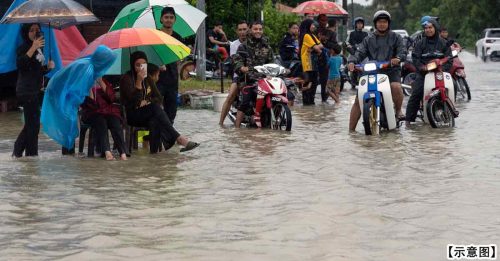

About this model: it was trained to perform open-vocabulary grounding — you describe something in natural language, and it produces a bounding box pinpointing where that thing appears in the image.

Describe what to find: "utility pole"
[196,0,206,81]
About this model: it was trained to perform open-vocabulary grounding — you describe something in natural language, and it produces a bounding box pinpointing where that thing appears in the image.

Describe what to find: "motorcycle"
[422,50,460,128]
[179,49,232,80]
[449,43,471,101]
[227,64,292,131]
[401,39,418,96]
[356,61,398,135]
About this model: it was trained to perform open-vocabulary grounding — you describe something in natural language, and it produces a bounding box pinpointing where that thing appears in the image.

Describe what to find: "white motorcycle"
[422,50,460,128]
[356,61,398,135]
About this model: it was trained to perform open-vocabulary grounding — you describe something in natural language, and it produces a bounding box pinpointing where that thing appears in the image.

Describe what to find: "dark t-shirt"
[207,29,224,48]
[157,30,183,95]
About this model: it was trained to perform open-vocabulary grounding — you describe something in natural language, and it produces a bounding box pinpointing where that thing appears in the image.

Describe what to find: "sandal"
[180,141,200,152]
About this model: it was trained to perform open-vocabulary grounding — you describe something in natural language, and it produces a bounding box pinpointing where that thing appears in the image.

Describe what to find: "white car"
[392,29,409,38]
[475,28,500,61]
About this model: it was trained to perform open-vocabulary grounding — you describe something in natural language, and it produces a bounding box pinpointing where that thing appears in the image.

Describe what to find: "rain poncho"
[41,45,117,148]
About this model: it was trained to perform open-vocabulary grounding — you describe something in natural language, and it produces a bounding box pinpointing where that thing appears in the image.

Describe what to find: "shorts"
[377,69,401,83]
[327,78,340,92]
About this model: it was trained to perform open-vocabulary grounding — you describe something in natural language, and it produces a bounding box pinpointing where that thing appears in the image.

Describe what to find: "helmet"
[373,10,391,25]
[420,15,431,26]
[353,17,365,27]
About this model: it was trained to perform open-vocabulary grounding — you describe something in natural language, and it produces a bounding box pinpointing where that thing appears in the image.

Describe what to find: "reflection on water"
[0,53,499,260]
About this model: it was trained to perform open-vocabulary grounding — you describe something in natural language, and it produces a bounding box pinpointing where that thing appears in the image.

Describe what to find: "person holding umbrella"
[157,7,183,124]
[12,23,55,158]
[120,51,199,153]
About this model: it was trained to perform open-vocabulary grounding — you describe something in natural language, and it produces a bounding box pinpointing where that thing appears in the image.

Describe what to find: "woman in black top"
[13,23,54,158]
[120,51,199,153]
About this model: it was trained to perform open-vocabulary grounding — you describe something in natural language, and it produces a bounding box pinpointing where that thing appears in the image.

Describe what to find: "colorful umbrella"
[0,0,99,29]
[0,0,87,75]
[109,0,207,38]
[79,28,190,75]
[292,0,348,16]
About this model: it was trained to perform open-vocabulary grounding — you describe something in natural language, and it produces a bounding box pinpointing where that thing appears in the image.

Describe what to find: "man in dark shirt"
[207,21,230,61]
[157,7,183,124]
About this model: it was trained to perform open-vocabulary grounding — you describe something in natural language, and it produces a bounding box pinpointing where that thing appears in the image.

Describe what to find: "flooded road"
[0,52,499,260]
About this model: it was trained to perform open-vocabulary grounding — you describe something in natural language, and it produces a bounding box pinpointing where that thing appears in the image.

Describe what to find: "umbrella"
[0,0,87,75]
[292,0,348,16]
[0,0,99,29]
[79,28,190,75]
[109,0,207,38]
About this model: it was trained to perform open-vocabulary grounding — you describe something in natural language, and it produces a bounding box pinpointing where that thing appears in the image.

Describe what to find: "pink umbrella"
[292,0,348,16]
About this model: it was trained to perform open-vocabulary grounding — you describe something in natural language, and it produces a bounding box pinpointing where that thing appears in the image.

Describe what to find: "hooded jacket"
[347,29,406,66]
[279,32,298,62]
[16,23,50,97]
[412,19,451,74]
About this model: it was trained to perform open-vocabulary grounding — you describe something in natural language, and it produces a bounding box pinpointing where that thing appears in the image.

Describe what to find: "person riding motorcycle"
[346,17,368,55]
[232,21,274,128]
[405,18,453,124]
[347,10,406,132]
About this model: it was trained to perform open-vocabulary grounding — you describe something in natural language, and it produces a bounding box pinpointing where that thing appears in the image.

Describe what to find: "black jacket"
[157,31,183,95]
[348,30,406,65]
[279,33,298,62]
[348,30,368,48]
[412,20,452,74]
[16,42,49,97]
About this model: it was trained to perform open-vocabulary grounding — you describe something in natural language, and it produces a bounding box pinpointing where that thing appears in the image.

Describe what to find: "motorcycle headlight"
[426,62,437,71]
[363,63,377,72]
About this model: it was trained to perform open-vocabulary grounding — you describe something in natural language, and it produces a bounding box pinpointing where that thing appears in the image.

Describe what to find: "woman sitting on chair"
[81,77,127,160]
[120,51,199,154]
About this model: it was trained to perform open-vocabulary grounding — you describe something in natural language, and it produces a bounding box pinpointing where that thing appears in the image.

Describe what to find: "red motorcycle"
[228,64,292,131]
[449,43,471,101]
[422,50,460,128]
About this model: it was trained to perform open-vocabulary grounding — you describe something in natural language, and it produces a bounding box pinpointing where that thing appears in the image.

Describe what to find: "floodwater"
[0,52,498,260]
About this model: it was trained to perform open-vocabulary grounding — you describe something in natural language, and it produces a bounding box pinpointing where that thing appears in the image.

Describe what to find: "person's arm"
[412,39,425,72]
[233,44,248,73]
[120,74,143,108]
[349,36,369,64]
[148,79,163,105]
[393,33,406,64]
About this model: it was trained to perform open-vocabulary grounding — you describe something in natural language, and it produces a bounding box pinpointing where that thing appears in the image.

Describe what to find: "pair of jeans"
[13,95,40,157]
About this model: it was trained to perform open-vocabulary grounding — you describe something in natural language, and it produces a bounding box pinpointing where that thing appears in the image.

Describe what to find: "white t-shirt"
[230,39,242,56]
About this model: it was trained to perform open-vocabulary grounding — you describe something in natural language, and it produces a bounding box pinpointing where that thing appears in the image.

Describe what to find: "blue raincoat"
[41,45,117,149]
[0,0,63,75]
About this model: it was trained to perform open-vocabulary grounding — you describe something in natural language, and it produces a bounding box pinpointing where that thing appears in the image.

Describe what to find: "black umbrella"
[0,0,99,29]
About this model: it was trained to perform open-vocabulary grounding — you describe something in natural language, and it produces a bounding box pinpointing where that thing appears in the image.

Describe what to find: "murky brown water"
[0,52,499,260]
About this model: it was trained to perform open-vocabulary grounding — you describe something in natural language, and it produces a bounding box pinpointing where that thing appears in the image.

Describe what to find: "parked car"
[393,29,409,38]
[475,28,500,62]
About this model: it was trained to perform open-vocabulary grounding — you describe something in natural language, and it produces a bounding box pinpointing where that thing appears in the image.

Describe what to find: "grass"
[179,78,232,93]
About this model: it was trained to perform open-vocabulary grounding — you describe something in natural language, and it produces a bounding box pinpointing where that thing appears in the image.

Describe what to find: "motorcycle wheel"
[426,97,455,128]
[271,103,292,131]
[402,72,417,96]
[179,61,195,80]
[457,77,472,101]
[362,98,379,135]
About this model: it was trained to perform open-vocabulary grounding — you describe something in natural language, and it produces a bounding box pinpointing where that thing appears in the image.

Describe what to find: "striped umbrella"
[109,0,207,38]
[79,28,190,75]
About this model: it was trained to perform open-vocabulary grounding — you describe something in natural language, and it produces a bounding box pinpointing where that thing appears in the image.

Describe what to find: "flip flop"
[180,141,200,152]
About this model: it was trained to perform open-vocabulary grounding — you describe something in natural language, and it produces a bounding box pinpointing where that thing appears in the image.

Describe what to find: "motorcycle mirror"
[455,33,460,39]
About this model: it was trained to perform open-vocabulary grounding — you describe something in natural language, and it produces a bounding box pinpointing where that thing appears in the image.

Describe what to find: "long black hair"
[20,23,40,43]
[299,19,316,54]
[128,51,148,79]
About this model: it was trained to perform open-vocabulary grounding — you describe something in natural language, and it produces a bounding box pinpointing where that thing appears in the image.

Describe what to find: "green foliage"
[263,0,300,49]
